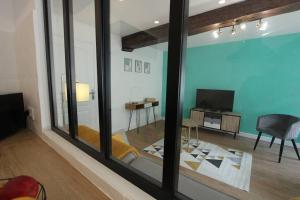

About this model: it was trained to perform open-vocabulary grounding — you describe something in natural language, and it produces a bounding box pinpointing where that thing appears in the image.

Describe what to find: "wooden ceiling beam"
[122,0,300,52]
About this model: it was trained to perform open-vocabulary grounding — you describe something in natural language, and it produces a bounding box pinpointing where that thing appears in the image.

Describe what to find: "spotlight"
[257,19,268,31]
[218,28,222,34]
[213,30,219,38]
[260,21,268,31]
[213,28,222,39]
[231,25,236,35]
[218,0,226,4]
[240,23,246,31]
[154,20,160,24]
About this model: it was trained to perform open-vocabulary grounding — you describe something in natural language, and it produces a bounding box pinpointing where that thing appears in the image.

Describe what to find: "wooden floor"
[0,130,110,200]
[127,120,300,200]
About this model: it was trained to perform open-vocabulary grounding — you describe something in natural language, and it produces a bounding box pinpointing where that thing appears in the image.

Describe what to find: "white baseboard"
[239,131,299,148]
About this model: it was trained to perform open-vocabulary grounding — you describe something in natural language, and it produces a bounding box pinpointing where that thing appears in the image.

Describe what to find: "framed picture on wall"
[124,58,132,72]
[135,60,143,73]
[144,62,150,74]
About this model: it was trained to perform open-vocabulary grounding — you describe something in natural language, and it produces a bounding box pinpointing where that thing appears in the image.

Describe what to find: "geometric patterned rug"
[144,138,252,191]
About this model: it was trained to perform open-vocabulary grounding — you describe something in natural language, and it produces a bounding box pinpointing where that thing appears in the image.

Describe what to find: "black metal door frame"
[43,0,189,199]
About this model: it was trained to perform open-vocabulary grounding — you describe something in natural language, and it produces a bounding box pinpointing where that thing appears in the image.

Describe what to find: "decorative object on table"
[0,176,46,200]
[125,100,159,133]
[124,58,132,72]
[144,62,150,74]
[135,60,143,73]
[254,114,300,163]
[145,97,156,102]
[144,139,252,191]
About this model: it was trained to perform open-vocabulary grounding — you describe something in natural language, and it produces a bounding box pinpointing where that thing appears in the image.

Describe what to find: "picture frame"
[144,62,151,74]
[124,58,132,72]
[135,60,143,73]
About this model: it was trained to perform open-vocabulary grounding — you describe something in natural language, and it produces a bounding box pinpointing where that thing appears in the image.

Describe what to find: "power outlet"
[28,107,35,121]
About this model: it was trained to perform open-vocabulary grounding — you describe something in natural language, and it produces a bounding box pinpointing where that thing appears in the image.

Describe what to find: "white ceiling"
[155,10,300,50]
[110,0,244,35]
[69,0,244,36]
[53,0,300,49]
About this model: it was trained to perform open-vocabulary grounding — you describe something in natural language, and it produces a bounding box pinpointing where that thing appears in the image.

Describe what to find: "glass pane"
[49,0,69,132]
[110,0,170,183]
[72,0,100,150]
[177,1,300,200]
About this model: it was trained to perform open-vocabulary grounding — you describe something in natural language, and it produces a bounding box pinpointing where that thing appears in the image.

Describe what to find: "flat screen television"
[196,89,234,112]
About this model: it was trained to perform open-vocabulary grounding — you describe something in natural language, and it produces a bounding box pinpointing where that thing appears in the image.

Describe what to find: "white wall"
[14,1,42,134]
[0,0,15,32]
[0,30,20,94]
[0,0,41,132]
[0,0,20,94]
[111,33,163,132]
[33,0,51,130]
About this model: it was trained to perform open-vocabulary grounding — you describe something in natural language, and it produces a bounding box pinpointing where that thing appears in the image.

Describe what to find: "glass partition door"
[71,0,101,150]
[176,1,300,200]
[47,0,70,133]
[109,0,172,183]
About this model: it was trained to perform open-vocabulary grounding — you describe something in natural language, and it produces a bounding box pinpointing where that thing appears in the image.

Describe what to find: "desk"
[125,101,159,133]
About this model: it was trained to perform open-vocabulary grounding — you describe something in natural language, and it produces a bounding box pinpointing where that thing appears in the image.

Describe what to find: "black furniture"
[254,114,300,163]
[196,89,235,112]
[0,93,27,139]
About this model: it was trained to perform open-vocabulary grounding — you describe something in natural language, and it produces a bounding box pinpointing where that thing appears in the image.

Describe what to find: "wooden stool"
[182,119,199,151]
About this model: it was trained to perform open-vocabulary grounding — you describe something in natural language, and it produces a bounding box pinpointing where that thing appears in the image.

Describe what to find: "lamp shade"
[76,83,90,102]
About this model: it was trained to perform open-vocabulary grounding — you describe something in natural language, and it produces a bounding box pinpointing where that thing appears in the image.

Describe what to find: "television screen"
[196,89,234,112]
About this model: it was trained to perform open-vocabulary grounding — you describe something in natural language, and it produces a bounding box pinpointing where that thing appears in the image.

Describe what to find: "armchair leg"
[254,132,262,150]
[278,139,285,163]
[291,139,300,160]
[269,137,275,148]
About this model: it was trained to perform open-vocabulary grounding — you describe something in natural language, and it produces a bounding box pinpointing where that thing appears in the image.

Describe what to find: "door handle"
[90,89,95,100]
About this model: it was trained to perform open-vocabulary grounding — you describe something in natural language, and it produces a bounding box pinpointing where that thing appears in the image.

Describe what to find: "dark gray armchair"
[254,114,300,163]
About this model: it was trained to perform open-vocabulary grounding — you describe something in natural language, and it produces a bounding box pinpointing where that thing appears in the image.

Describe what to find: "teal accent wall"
[161,33,300,142]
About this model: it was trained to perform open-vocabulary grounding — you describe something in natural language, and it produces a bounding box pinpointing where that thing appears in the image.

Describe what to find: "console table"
[125,101,159,133]
[191,108,241,139]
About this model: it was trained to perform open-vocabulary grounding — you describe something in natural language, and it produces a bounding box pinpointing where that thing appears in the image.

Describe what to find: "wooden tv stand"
[190,108,241,139]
